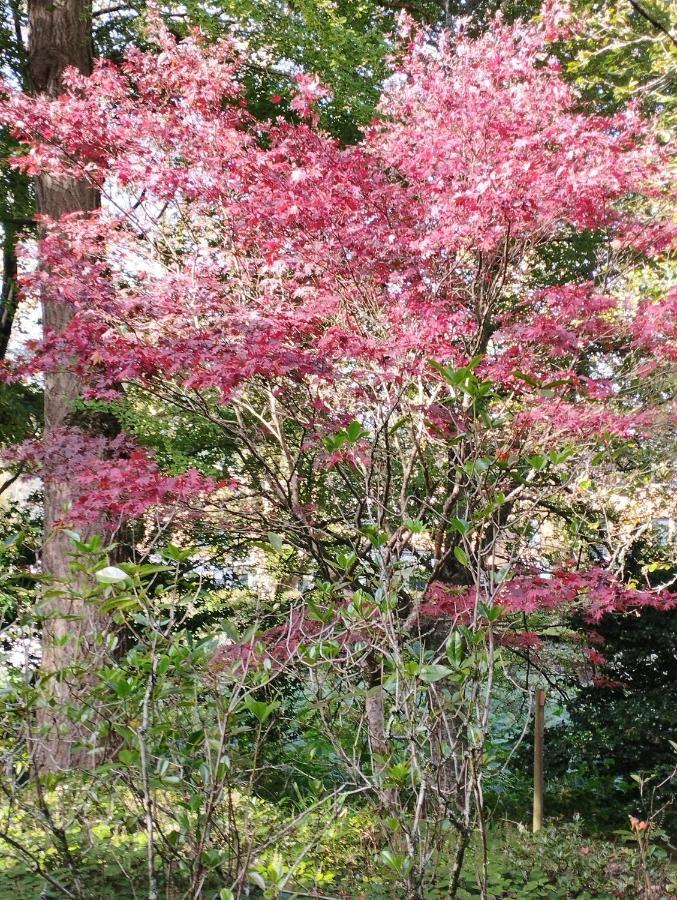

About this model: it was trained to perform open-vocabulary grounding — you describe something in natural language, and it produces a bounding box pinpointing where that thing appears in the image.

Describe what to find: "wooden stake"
[533,687,546,833]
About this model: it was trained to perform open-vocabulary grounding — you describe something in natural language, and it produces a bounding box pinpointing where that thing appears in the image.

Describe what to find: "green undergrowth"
[0,785,675,899]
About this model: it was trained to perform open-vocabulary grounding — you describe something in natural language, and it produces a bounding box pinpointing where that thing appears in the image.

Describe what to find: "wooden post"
[533,687,546,833]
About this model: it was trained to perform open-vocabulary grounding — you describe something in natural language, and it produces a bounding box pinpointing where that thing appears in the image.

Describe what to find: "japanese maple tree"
[1,6,675,887]
[2,6,671,589]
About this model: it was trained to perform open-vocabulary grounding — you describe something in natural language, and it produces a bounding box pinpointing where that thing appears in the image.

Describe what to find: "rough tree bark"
[1,0,30,362]
[28,0,110,770]
[0,224,19,360]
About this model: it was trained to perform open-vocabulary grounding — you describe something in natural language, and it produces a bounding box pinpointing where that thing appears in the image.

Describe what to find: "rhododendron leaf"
[307,599,334,623]
[447,633,465,663]
[118,748,138,765]
[95,565,130,584]
[360,525,387,547]
[100,595,140,613]
[323,433,348,452]
[418,664,454,683]
[479,603,502,623]
[450,517,471,536]
[453,546,470,567]
[405,519,425,534]
[547,449,573,465]
[527,454,548,471]
[243,698,280,723]
[335,551,357,571]
[161,544,193,563]
[134,564,172,577]
[156,656,171,677]
[346,421,365,443]
[248,872,266,891]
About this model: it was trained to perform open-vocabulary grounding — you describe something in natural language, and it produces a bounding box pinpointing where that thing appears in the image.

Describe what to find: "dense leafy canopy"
[0,3,675,896]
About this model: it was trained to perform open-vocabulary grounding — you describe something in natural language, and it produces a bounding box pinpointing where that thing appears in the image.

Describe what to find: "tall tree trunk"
[1,0,31,362]
[28,0,109,771]
[28,0,92,98]
[0,224,19,360]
